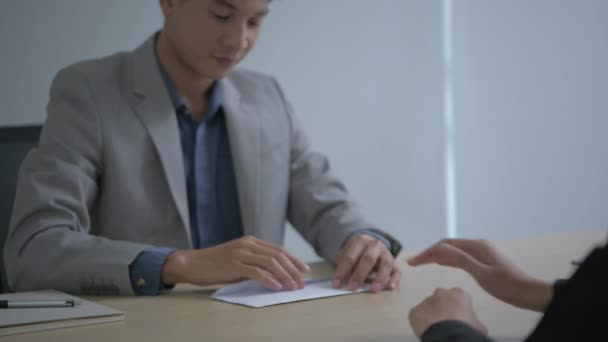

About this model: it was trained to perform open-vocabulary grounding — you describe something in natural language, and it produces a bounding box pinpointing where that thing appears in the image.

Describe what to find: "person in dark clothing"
[406,236,608,341]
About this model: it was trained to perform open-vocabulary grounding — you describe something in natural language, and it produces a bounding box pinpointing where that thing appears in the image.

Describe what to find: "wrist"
[516,277,553,312]
[161,250,190,285]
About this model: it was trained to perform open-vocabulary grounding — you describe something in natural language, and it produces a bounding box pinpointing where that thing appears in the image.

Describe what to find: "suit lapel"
[128,36,192,245]
[222,79,261,237]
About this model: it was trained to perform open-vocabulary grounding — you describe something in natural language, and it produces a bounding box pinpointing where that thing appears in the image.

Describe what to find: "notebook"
[0,289,124,336]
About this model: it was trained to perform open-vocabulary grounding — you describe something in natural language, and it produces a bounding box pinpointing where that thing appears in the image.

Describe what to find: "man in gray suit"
[5,0,402,296]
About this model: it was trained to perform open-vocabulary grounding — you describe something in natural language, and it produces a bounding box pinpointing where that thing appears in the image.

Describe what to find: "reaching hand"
[407,239,552,312]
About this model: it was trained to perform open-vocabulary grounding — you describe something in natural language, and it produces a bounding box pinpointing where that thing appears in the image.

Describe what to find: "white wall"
[452,0,608,239]
[1,1,446,262]
[2,1,606,262]
[241,0,446,260]
[0,0,162,126]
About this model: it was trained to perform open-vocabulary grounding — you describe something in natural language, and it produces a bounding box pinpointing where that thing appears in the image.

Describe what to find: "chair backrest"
[0,125,42,293]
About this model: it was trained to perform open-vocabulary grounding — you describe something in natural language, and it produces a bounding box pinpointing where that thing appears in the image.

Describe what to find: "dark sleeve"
[421,320,495,342]
[525,241,608,341]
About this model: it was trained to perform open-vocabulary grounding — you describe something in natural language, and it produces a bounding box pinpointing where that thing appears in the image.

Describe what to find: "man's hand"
[408,288,487,337]
[161,236,310,290]
[333,234,401,293]
[407,239,553,312]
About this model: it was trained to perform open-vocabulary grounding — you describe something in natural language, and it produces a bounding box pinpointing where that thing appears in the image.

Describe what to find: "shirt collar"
[154,45,223,119]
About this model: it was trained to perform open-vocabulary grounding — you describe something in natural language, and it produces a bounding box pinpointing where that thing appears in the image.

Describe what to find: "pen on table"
[0,299,79,309]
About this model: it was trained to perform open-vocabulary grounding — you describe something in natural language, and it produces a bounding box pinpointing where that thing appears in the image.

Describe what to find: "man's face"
[161,0,269,79]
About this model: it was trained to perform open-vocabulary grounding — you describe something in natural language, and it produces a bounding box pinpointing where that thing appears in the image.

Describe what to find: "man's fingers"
[275,252,307,288]
[388,264,401,290]
[243,253,300,290]
[254,247,307,288]
[241,265,283,291]
[333,238,367,288]
[371,253,393,292]
[347,241,384,291]
[254,239,310,273]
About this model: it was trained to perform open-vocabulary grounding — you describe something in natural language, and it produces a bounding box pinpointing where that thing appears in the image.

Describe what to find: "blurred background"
[2,0,607,262]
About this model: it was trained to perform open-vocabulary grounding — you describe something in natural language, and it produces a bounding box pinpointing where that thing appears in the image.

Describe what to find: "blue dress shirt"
[129,57,243,295]
[128,56,390,295]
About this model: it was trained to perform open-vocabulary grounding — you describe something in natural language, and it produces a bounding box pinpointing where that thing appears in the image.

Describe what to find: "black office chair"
[0,125,42,293]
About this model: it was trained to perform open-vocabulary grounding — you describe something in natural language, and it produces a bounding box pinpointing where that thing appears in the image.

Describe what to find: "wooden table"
[4,230,605,342]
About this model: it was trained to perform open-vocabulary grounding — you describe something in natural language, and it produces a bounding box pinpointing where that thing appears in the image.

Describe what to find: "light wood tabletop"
[3,230,605,342]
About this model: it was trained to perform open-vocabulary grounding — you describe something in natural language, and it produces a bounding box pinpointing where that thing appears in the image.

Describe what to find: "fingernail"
[390,282,396,289]
[372,282,381,292]
[304,265,311,271]
[349,281,359,291]
[332,279,341,288]
[274,283,283,290]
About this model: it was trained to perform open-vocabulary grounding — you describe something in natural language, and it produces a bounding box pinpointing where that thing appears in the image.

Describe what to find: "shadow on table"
[349,334,521,342]
[167,288,218,298]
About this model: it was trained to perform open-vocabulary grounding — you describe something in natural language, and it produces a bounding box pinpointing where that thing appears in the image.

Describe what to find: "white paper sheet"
[211,278,369,308]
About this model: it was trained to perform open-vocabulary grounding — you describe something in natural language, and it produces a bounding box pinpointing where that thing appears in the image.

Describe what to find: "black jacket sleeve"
[419,239,608,342]
[421,320,495,342]
[525,241,608,341]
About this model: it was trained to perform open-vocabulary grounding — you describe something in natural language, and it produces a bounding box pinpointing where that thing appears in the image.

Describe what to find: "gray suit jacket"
[4,35,390,295]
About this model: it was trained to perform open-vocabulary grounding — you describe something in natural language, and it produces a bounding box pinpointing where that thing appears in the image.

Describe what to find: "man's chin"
[204,67,235,80]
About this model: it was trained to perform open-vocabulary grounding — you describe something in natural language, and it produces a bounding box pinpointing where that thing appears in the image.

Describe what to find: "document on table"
[211,277,369,308]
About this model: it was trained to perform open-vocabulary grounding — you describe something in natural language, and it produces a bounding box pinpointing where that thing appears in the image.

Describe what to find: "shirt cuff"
[129,247,176,296]
[346,229,392,251]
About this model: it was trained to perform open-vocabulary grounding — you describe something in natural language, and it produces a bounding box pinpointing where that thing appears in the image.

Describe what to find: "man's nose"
[220,22,249,53]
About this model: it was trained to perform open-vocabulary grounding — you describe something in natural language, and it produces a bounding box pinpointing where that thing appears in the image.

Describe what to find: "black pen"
[0,299,79,308]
